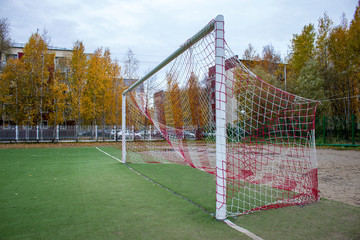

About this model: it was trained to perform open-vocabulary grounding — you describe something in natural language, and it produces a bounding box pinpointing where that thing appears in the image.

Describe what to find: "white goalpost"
[121,15,319,221]
[214,15,227,220]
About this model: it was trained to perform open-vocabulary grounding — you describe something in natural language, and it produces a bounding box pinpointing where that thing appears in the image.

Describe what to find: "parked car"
[153,130,164,138]
[117,130,131,139]
[184,131,196,140]
[117,130,141,140]
[78,129,92,137]
[136,130,151,138]
[110,129,117,136]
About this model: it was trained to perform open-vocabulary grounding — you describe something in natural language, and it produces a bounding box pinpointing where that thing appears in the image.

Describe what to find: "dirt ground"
[1,142,359,207]
[316,148,360,207]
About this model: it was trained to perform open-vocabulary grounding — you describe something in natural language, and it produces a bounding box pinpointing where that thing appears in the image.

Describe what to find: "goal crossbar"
[122,17,218,96]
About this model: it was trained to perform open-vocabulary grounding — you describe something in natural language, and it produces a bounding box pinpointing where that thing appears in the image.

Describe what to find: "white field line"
[96,147,263,240]
[96,147,123,163]
[224,219,263,240]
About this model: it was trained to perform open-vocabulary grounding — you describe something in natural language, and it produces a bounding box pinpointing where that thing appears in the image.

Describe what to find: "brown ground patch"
[316,148,360,207]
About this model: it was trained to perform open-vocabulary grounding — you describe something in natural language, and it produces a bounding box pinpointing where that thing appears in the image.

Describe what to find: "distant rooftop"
[12,43,72,51]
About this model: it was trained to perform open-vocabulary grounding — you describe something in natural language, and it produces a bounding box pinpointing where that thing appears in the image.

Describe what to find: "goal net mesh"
[123,23,319,217]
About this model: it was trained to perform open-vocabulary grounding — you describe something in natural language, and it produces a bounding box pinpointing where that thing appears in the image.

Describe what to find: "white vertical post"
[36,125,39,141]
[121,94,126,163]
[76,125,79,141]
[95,125,98,141]
[215,15,227,220]
[56,125,59,141]
[114,125,116,141]
[15,125,19,142]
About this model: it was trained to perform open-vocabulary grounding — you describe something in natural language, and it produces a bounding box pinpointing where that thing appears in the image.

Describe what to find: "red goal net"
[122,16,319,219]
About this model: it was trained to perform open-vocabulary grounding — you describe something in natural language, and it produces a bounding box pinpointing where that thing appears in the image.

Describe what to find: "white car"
[117,130,141,140]
[184,131,196,140]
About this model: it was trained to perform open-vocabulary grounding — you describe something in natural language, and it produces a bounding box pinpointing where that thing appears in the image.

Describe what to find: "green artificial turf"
[0,147,243,240]
[0,146,359,239]
[234,198,360,240]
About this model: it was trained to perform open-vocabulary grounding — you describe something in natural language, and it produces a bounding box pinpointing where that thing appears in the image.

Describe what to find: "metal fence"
[1,115,359,146]
[315,114,360,146]
[0,125,118,142]
[0,125,165,142]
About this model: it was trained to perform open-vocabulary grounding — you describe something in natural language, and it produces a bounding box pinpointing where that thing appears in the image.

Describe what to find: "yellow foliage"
[166,74,184,129]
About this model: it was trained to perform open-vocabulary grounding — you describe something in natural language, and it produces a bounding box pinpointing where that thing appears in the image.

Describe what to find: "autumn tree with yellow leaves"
[186,72,207,138]
[0,33,124,127]
[288,2,360,116]
[68,40,87,126]
[0,33,55,125]
[0,58,27,124]
[82,48,111,125]
[165,73,184,129]
[48,54,69,126]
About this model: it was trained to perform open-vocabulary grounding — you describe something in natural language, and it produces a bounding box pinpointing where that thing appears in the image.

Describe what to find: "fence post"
[322,116,326,144]
[76,125,79,142]
[352,114,355,146]
[56,125,59,141]
[114,125,116,141]
[15,125,19,142]
[36,125,39,141]
[95,125,98,141]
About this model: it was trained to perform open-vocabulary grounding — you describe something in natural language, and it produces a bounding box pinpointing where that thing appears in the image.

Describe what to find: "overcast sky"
[1,0,358,75]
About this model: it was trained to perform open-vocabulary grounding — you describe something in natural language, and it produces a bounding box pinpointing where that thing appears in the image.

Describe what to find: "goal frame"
[121,15,227,220]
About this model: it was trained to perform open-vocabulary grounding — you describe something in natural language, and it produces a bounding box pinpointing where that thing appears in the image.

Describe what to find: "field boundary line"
[96,147,263,240]
[224,219,263,240]
[96,147,124,163]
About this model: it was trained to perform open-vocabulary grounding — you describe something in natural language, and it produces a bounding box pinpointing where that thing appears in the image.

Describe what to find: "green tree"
[316,12,333,69]
[295,59,329,114]
[327,16,353,116]
[347,0,360,116]
[288,24,316,82]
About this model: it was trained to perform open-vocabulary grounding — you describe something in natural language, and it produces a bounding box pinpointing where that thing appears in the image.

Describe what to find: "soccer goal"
[121,15,319,220]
